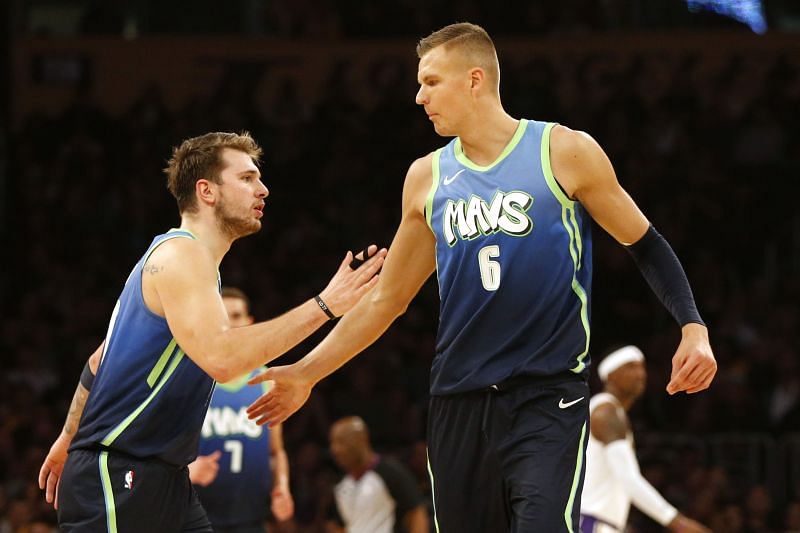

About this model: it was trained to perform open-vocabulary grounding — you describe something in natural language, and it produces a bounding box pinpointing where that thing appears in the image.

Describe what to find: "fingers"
[38,461,49,490]
[248,369,274,385]
[355,249,386,281]
[209,450,222,461]
[667,353,717,395]
[349,244,380,269]
[46,471,58,506]
[55,476,60,510]
[339,251,355,272]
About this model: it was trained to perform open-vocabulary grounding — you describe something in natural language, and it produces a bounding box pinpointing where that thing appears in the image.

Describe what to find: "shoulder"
[402,152,436,213]
[406,152,435,184]
[145,235,214,272]
[590,400,628,444]
[549,124,614,197]
[550,125,606,165]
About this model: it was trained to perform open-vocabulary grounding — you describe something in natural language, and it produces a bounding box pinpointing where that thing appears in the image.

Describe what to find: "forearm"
[297,289,403,383]
[625,225,704,327]
[606,440,678,526]
[62,382,91,439]
[206,299,330,382]
[272,448,290,492]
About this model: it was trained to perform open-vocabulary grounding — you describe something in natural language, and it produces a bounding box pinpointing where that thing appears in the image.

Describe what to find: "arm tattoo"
[63,383,90,436]
[143,264,164,275]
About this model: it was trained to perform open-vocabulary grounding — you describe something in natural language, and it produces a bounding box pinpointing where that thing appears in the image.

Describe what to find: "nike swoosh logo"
[558,397,585,409]
[443,168,466,185]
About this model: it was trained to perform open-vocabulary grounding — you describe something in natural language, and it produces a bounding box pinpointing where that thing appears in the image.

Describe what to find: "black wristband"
[80,360,96,391]
[625,225,705,327]
[314,295,337,320]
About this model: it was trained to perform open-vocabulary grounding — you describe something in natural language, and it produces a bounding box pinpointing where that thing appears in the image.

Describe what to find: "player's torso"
[195,372,272,526]
[71,229,215,466]
[582,393,634,527]
[427,120,593,394]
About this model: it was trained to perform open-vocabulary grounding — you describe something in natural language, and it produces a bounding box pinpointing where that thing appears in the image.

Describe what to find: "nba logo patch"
[124,470,134,490]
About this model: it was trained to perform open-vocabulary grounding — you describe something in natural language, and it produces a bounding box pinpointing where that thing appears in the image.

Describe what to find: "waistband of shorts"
[481,370,586,393]
[77,445,184,470]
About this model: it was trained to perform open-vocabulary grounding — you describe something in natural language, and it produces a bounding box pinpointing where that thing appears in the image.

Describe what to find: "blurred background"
[1,0,799,531]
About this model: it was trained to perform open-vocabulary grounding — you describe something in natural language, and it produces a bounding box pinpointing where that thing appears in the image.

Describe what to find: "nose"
[257,179,269,198]
[415,86,427,106]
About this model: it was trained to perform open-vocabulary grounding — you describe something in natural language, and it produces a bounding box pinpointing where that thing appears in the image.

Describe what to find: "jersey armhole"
[540,122,574,204]
[424,149,443,230]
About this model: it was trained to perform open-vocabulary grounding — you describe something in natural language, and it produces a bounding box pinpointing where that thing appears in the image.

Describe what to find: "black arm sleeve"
[625,224,705,327]
[79,359,96,390]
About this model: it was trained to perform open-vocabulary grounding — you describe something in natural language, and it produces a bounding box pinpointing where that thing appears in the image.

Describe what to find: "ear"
[469,67,485,91]
[196,179,217,207]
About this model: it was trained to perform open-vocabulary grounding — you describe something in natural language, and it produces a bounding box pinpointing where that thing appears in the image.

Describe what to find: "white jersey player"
[580,346,710,533]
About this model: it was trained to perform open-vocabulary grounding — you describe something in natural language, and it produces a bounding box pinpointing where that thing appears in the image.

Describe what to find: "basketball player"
[581,346,710,533]
[247,23,716,532]
[36,132,386,532]
[189,287,294,532]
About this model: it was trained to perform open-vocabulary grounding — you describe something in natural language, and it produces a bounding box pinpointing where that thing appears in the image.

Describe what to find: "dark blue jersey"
[71,229,216,466]
[195,371,272,527]
[426,120,592,394]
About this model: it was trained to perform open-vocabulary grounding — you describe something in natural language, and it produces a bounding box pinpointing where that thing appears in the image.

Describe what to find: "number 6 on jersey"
[478,245,501,291]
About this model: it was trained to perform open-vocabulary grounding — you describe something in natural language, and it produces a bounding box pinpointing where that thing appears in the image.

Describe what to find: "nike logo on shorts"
[558,397,585,409]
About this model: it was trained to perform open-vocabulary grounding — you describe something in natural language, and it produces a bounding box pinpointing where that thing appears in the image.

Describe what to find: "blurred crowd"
[2,36,799,532]
[24,0,767,38]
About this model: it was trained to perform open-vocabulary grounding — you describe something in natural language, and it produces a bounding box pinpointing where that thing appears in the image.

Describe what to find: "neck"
[349,451,377,480]
[457,104,519,166]
[605,386,637,411]
[178,214,233,266]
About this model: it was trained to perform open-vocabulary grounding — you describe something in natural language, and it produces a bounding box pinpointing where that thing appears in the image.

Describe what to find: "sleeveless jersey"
[581,392,635,529]
[195,371,272,527]
[71,229,216,466]
[426,120,592,394]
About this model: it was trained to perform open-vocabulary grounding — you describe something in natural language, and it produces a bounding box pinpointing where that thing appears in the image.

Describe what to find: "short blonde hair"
[416,22,499,84]
[164,132,262,214]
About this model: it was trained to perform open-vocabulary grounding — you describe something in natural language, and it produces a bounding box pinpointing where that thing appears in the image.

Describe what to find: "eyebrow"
[237,169,261,178]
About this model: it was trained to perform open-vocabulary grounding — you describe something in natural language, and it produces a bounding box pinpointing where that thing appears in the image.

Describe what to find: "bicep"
[149,242,229,363]
[88,342,104,373]
[369,157,436,307]
[552,127,649,245]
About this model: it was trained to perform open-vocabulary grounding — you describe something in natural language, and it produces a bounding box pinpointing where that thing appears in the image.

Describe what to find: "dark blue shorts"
[427,373,590,533]
[57,448,213,533]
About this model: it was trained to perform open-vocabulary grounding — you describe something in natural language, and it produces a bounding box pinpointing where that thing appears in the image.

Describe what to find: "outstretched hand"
[247,365,313,427]
[666,324,717,395]
[318,245,387,317]
[39,432,71,509]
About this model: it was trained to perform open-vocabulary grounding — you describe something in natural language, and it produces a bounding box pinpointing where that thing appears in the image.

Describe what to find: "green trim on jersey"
[101,349,186,447]
[142,231,196,267]
[167,227,198,239]
[425,149,443,230]
[99,452,119,533]
[540,122,590,374]
[426,448,441,533]
[564,422,588,533]
[147,339,177,388]
[453,119,528,172]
